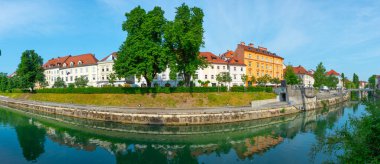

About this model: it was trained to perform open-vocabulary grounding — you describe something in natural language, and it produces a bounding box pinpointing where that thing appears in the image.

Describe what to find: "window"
[86,68,88,73]
[80,68,83,73]
[75,69,78,74]
[70,76,73,81]
[70,62,74,67]
[249,62,252,67]
[102,67,104,72]
[257,56,259,60]
[211,66,214,69]
[217,66,220,69]
[223,66,225,69]
[257,63,259,68]
[241,67,243,71]
[248,54,252,58]
[234,67,236,71]
[234,75,236,79]
[211,75,214,79]
[102,76,105,80]
[65,77,68,81]
[205,75,208,79]
[194,74,199,79]
[257,72,259,76]
[106,67,109,72]
[63,63,67,68]
[78,61,82,66]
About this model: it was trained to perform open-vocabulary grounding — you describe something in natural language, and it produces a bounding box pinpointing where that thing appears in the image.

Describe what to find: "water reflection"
[0,102,361,163]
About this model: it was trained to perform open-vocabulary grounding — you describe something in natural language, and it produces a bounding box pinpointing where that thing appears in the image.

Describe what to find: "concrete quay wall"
[0,93,350,125]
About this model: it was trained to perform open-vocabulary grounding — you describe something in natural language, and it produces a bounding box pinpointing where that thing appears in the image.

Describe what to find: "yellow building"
[234,42,284,85]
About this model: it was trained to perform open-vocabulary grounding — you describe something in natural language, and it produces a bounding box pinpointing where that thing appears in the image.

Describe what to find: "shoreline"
[0,93,350,125]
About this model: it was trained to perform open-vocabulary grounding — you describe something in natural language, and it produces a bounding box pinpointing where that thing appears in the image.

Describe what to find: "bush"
[35,86,229,94]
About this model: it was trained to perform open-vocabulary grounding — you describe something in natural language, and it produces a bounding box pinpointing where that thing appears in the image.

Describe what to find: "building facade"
[234,42,284,86]
[293,65,314,87]
[43,54,98,87]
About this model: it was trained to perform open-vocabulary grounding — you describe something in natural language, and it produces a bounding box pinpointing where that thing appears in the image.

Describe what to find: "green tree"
[216,72,232,86]
[0,73,8,92]
[16,50,45,92]
[270,77,281,86]
[341,73,345,88]
[249,75,256,86]
[241,74,248,86]
[313,62,326,88]
[115,6,168,88]
[368,75,376,89]
[53,77,66,88]
[74,76,89,88]
[108,73,117,86]
[325,75,339,88]
[257,74,271,86]
[165,3,206,86]
[284,65,300,85]
[353,73,359,89]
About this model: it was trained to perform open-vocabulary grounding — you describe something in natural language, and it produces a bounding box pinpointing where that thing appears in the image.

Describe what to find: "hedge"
[7,86,273,94]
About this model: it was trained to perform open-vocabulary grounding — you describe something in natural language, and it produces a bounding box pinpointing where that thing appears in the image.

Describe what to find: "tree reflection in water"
[0,102,358,163]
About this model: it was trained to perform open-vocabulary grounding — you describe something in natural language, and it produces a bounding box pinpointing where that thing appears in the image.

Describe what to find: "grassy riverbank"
[0,92,276,108]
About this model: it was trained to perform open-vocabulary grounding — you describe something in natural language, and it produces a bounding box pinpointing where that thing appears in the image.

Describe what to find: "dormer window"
[63,63,67,68]
[70,62,74,67]
[78,61,83,66]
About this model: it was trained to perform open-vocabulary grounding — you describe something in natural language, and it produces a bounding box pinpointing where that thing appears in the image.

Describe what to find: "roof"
[220,50,246,66]
[326,69,340,76]
[228,56,246,66]
[293,65,312,76]
[43,55,71,69]
[100,52,118,62]
[43,53,98,69]
[221,50,234,58]
[199,52,227,65]
[237,43,284,59]
[63,53,98,67]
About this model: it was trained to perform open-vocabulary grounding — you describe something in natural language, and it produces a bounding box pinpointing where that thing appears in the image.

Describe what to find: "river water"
[0,102,367,164]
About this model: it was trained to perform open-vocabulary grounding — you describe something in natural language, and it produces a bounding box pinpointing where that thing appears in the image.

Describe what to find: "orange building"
[234,42,284,85]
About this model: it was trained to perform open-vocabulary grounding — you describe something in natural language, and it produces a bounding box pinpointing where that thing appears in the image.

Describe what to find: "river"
[0,102,367,164]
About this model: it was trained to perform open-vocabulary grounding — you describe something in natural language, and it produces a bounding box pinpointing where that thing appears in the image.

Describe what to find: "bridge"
[348,88,375,92]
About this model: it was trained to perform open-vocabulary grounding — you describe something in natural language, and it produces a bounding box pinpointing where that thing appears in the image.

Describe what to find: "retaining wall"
[0,92,350,125]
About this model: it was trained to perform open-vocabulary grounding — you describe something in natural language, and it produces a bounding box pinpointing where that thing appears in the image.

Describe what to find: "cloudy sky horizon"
[1,0,379,80]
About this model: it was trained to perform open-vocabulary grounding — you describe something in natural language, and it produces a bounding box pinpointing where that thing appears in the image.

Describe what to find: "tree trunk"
[184,73,191,87]
[144,76,152,88]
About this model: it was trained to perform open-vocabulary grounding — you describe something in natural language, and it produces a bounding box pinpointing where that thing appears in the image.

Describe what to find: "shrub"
[230,86,273,93]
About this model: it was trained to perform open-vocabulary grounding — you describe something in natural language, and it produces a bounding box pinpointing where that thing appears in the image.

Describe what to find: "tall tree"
[325,75,339,88]
[341,73,345,88]
[368,75,376,89]
[353,73,359,89]
[115,6,168,87]
[16,50,44,92]
[313,62,326,88]
[216,72,232,87]
[284,65,300,85]
[165,3,206,86]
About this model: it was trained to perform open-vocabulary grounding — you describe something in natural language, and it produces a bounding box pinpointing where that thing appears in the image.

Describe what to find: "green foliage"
[368,75,376,89]
[284,65,300,85]
[53,77,66,88]
[322,101,380,163]
[177,81,184,87]
[115,6,168,87]
[108,73,117,86]
[280,108,286,113]
[256,74,271,86]
[241,74,248,84]
[165,3,206,86]
[270,77,281,85]
[341,73,345,88]
[16,50,45,92]
[216,72,232,86]
[74,76,89,88]
[197,80,210,87]
[0,73,8,92]
[325,75,339,88]
[353,73,359,89]
[313,62,326,88]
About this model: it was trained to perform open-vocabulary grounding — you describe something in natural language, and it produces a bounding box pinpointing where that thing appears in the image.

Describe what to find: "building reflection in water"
[0,103,353,163]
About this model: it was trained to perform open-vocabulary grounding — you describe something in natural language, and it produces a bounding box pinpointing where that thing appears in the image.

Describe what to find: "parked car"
[320,86,329,91]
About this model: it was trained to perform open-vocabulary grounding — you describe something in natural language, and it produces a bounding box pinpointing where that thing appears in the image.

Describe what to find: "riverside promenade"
[0,91,350,125]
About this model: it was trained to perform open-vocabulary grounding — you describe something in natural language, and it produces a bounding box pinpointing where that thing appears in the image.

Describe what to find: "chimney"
[258,46,267,51]
[240,42,245,46]
[248,43,254,47]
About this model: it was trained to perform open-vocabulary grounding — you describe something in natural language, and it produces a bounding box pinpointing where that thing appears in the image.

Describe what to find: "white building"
[293,65,314,87]
[43,54,99,87]
[195,52,246,87]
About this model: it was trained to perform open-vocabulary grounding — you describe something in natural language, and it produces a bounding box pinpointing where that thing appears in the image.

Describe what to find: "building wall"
[297,74,315,87]
[243,51,283,80]
[194,63,245,87]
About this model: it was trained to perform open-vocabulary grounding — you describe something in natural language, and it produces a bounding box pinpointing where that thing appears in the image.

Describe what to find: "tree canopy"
[284,65,300,85]
[353,73,359,89]
[16,50,45,92]
[216,72,232,86]
[313,62,326,88]
[368,75,376,89]
[256,74,271,86]
[325,75,339,88]
[164,3,206,86]
[114,6,168,87]
[53,77,66,88]
[74,76,89,88]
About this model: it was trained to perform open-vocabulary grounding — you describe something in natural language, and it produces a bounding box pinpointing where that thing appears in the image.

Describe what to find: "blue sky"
[1,0,379,80]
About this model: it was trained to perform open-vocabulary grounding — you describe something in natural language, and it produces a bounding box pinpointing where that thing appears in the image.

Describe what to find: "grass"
[0,92,276,108]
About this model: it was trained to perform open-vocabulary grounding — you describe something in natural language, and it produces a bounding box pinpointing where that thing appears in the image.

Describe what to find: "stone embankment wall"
[0,92,350,125]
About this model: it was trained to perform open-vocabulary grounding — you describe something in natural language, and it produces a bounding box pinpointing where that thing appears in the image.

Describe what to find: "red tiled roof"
[238,44,284,59]
[100,52,118,62]
[63,53,98,67]
[293,65,312,76]
[326,69,340,76]
[228,56,246,66]
[221,50,234,58]
[43,55,71,69]
[199,52,227,64]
